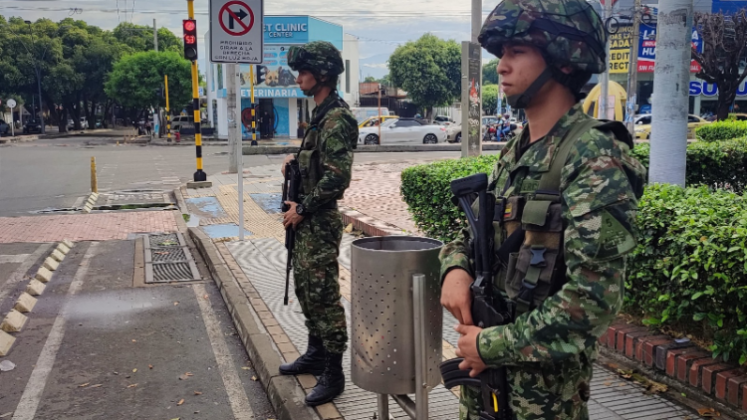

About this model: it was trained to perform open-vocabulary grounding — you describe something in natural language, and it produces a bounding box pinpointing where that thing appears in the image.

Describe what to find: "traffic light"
[183,19,198,61]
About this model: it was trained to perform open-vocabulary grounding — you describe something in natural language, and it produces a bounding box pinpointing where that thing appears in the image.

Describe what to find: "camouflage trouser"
[458,365,591,420]
[292,209,348,354]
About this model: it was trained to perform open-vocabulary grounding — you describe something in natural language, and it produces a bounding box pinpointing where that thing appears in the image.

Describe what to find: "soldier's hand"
[441,269,474,326]
[454,324,487,377]
[282,201,305,229]
[281,154,295,176]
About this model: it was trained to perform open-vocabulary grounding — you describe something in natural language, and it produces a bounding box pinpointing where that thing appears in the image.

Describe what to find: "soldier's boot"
[305,352,345,406]
[279,335,326,376]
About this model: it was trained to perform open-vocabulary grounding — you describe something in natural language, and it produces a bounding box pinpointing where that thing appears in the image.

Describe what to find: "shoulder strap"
[298,93,350,153]
[537,118,601,193]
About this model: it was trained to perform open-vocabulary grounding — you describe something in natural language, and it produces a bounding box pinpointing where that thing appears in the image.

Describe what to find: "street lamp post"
[25,21,45,135]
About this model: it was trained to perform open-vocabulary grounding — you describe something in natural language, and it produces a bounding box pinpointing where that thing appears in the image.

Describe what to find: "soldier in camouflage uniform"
[279,41,358,406]
[440,0,647,418]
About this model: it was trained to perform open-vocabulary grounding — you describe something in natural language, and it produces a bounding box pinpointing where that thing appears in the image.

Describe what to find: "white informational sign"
[210,0,264,64]
[7,99,16,109]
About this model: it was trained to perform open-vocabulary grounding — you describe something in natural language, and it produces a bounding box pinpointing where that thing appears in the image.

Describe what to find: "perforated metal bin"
[350,236,443,395]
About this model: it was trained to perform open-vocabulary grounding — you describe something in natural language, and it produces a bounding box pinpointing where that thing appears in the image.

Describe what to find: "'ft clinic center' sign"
[210,0,264,63]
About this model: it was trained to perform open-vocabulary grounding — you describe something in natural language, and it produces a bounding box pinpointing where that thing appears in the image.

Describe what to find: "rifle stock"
[282,160,301,306]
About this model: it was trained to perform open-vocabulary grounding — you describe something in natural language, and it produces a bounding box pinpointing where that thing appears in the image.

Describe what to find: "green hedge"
[627,185,747,366]
[695,120,747,142]
[401,147,747,365]
[401,155,500,243]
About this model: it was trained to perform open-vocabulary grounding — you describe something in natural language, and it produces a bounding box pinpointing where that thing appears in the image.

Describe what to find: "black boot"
[305,352,345,406]
[279,335,326,376]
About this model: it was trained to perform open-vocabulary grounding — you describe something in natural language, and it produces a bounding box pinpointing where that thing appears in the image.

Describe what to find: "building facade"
[205,16,360,140]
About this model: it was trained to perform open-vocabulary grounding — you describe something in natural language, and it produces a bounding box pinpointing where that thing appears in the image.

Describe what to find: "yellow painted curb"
[27,279,46,296]
[35,266,53,283]
[63,239,74,249]
[42,257,59,272]
[0,330,15,356]
[14,293,37,313]
[1,309,28,333]
[57,243,71,255]
[50,249,65,262]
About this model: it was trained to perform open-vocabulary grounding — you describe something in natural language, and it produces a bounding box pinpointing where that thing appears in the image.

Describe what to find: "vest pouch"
[502,196,524,236]
[297,149,321,195]
[505,243,560,312]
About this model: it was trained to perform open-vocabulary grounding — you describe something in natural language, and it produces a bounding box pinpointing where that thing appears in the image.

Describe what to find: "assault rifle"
[281,160,301,306]
[439,173,514,420]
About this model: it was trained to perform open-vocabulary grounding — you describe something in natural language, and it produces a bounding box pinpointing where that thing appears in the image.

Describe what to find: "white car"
[358,118,447,145]
[446,124,462,142]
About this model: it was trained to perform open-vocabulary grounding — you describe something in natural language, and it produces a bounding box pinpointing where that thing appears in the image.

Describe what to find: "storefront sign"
[638,23,702,73]
[609,25,633,74]
[689,80,747,97]
[239,44,304,97]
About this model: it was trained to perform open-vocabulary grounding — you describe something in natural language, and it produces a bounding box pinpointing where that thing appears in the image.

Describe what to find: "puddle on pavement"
[202,223,252,238]
[248,193,283,214]
[185,197,227,218]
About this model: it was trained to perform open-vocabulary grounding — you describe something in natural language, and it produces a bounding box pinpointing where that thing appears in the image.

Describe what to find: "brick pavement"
[0,212,177,243]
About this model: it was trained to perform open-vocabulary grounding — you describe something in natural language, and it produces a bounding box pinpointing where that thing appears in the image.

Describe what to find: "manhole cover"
[144,233,200,283]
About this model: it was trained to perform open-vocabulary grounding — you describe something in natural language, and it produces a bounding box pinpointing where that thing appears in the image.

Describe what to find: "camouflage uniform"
[293,93,358,354]
[439,0,647,418]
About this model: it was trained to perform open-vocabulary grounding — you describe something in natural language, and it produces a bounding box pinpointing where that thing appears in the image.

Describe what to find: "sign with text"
[210,0,264,63]
[638,23,702,73]
[609,25,634,74]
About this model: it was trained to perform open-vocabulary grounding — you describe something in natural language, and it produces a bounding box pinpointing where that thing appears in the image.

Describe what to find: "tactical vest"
[296,94,355,196]
[487,119,634,316]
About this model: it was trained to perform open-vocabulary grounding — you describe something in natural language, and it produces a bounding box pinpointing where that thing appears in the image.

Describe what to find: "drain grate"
[144,233,201,283]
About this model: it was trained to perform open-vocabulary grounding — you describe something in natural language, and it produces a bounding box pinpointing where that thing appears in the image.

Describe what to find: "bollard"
[90,157,98,193]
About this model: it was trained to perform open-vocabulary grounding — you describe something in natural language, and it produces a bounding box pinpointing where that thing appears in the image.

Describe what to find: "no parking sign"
[210,0,263,63]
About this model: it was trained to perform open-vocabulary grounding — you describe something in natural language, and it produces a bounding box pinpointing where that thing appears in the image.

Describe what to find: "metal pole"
[625,0,642,134]
[378,84,382,143]
[471,0,482,43]
[649,0,692,185]
[251,65,257,146]
[153,19,158,52]
[188,0,207,182]
[377,394,389,420]
[599,0,612,120]
[36,68,44,134]
[412,273,429,420]
[165,75,171,142]
[238,64,246,241]
[392,395,417,419]
[90,157,98,193]
[228,63,239,174]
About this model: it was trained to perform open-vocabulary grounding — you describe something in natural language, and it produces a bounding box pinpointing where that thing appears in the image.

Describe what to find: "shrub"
[627,184,747,365]
[400,154,500,242]
[695,120,747,142]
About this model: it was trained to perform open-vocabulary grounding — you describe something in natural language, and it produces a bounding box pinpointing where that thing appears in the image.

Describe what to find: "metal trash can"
[350,236,443,396]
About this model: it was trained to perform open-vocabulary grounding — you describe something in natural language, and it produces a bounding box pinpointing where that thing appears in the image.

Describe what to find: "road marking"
[0,254,31,264]
[12,242,98,420]
[0,244,53,304]
[193,283,254,420]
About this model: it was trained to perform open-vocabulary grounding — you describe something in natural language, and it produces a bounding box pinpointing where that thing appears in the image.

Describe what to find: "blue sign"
[263,16,309,44]
[638,23,703,72]
[689,81,747,97]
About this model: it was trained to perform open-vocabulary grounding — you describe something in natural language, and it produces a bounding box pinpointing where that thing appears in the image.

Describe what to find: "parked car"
[358,118,447,145]
[634,114,709,140]
[358,115,398,129]
[433,115,455,126]
[22,119,42,134]
[446,124,462,143]
[0,120,10,136]
[350,107,390,124]
[170,115,193,132]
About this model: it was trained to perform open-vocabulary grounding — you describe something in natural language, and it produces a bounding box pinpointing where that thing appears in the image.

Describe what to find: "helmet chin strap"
[302,75,326,97]
[506,67,554,109]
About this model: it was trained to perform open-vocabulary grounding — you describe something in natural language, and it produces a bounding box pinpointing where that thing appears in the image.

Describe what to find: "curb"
[82,192,100,213]
[0,135,39,144]
[0,240,75,356]
[242,143,505,155]
[187,227,319,420]
[339,205,410,237]
[598,322,747,416]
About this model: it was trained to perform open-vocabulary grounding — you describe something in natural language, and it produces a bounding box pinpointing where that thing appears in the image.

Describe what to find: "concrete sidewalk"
[179,160,708,420]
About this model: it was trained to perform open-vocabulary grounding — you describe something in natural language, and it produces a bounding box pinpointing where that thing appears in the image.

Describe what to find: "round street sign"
[219,0,254,36]
[7,99,16,109]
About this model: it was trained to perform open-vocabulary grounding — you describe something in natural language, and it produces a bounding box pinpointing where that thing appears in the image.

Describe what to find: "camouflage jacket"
[299,94,359,213]
[440,104,646,416]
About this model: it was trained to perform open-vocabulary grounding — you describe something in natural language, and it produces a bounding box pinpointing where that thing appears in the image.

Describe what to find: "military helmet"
[288,41,345,77]
[478,0,607,74]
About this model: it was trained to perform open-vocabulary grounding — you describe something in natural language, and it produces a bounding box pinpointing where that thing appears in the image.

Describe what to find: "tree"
[113,22,181,54]
[105,51,192,119]
[363,76,377,83]
[388,34,461,120]
[692,10,747,120]
[482,84,499,115]
[378,74,392,86]
[483,58,499,85]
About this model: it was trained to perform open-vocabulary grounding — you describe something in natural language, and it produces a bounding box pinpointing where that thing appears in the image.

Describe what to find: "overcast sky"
[0,0,501,79]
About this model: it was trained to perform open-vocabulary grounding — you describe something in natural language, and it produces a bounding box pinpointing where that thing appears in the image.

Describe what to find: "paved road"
[0,136,496,217]
[0,239,275,419]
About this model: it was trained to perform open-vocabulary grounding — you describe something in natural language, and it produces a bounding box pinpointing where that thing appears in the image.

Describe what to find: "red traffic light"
[182,19,198,61]
[184,35,196,45]
[184,21,196,32]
